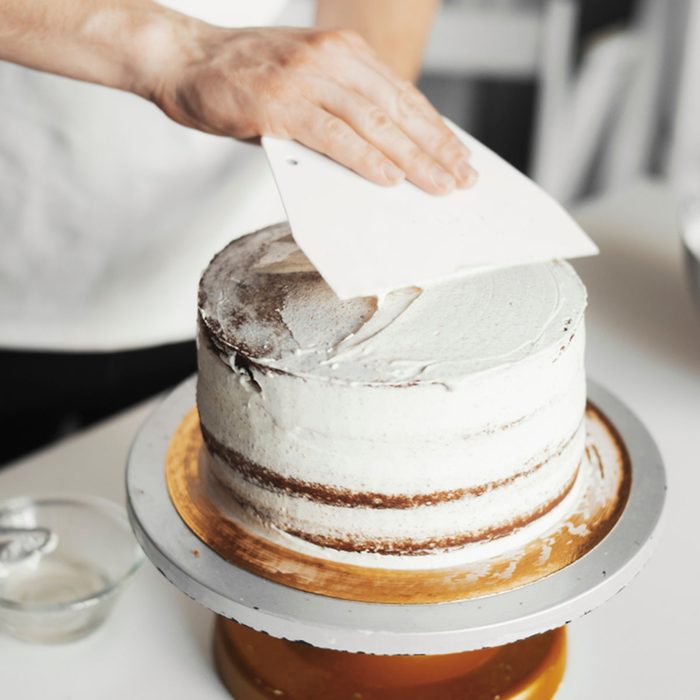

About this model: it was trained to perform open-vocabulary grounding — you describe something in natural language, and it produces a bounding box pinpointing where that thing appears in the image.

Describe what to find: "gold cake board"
[166,403,630,605]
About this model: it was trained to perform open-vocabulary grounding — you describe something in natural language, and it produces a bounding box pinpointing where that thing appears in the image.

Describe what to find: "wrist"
[117,5,206,102]
[84,2,215,104]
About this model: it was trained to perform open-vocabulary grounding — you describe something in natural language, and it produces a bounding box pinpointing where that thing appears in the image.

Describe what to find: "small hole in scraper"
[286,158,299,166]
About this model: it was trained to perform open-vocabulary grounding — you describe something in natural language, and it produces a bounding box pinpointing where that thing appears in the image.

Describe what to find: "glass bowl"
[0,495,144,644]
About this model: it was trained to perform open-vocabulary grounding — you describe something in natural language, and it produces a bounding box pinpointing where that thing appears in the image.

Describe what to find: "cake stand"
[126,378,666,654]
[126,377,665,656]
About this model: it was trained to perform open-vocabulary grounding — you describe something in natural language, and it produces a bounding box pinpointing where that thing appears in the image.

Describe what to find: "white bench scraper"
[262,120,597,300]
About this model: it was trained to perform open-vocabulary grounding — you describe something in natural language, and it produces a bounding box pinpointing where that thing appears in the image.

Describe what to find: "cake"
[196,223,588,566]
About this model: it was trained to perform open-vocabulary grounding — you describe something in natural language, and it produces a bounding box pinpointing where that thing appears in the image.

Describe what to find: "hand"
[153,25,476,195]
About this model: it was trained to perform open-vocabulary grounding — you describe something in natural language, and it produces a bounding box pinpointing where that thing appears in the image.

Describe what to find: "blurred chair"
[420,0,583,200]
[423,0,656,206]
[425,0,696,206]
[664,0,700,199]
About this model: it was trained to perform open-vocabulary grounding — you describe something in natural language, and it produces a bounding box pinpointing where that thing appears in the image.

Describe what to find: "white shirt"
[0,1,291,351]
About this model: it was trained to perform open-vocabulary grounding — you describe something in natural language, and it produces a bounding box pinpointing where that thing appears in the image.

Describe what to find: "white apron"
[0,1,290,351]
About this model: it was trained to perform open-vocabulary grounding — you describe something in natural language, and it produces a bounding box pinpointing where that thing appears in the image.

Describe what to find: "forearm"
[0,0,193,99]
[0,0,472,193]
[315,0,439,81]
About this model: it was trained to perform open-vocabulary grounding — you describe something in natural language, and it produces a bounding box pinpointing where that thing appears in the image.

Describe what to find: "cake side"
[196,223,588,561]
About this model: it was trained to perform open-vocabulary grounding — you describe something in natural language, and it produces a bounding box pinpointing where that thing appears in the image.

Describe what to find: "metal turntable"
[126,377,665,658]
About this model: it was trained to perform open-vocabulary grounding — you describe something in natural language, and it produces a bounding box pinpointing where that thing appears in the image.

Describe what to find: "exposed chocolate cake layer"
[205,458,580,556]
[201,423,582,509]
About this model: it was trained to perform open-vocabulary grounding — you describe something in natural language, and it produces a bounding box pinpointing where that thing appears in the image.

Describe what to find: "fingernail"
[432,166,455,191]
[456,159,474,183]
[456,161,478,187]
[383,161,404,184]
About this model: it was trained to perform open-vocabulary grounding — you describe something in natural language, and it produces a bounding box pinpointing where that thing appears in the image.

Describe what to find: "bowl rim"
[0,494,145,612]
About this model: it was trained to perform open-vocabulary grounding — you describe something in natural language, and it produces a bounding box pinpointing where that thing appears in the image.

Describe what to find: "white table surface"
[2,179,699,699]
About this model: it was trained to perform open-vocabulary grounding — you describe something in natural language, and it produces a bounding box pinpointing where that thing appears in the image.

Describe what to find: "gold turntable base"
[214,618,567,700]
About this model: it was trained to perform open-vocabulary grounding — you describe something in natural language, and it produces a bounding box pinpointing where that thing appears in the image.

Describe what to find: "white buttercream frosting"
[196,223,588,563]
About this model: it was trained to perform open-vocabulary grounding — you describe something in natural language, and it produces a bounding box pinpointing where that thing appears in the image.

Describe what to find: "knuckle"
[280,45,314,71]
[365,148,387,170]
[403,145,427,167]
[396,86,428,117]
[433,130,459,155]
[309,29,349,52]
[366,108,392,133]
[322,116,349,143]
[334,28,364,48]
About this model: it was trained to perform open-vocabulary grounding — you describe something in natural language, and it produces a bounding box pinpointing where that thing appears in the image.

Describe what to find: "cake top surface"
[198,223,586,385]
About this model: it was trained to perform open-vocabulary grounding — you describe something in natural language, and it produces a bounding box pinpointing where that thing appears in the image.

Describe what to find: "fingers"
[392,84,477,186]
[334,43,477,188]
[316,81,457,195]
[206,27,477,195]
[286,100,406,187]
